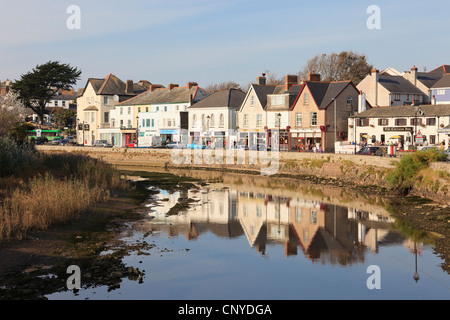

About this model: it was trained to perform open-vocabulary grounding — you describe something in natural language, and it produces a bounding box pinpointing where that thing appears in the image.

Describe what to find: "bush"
[0,137,39,177]
[386,149,448,193]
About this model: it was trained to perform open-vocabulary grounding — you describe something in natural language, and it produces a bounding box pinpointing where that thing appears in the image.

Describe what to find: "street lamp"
[277,113,282,152]
[77,118,85,147]
[332,98,337,152]
[414,105,424,149]
[136,115,139,148]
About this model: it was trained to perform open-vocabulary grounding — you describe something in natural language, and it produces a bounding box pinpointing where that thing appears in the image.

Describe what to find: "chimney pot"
[284,75,298,90]
[168,83,179,90]
[307,72,321,82]
[187,82,198,89]
[257,75,266,85]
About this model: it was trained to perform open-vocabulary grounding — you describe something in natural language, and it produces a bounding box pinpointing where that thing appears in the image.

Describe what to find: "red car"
[126,141,136,148]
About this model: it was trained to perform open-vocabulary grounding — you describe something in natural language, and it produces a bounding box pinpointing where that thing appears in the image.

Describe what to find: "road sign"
[416,130,423,139]
[36,129,42,138]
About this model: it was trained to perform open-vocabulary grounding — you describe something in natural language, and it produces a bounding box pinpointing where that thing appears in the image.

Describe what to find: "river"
[47,168,450,300]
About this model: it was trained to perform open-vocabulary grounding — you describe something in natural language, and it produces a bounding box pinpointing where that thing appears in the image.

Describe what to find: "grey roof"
[351,104,450,118]
[302,81,354,109]
[252,84,278,107]
[378,75,423,94]
[416,72,443,88]
[188,88,246,109]
[431,74,450,89]
[81,74,147,98]
[117,85,211,106]
[429,65,450,76]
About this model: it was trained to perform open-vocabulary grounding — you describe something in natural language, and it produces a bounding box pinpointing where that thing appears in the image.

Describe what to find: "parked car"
[60,138,69,146]
[356,146,386,156]
[126,141,136,148]
[34,137,48,145]
[93,140,112,148]
[166,142,187,149]
[187,143,206,149]
[51,138,62,145]
[67,136,76,145]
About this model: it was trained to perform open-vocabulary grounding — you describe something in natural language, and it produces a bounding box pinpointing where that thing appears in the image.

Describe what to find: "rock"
[109,271,122,279]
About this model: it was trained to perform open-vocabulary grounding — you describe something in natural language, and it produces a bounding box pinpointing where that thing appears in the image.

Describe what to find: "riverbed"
[46,168,450,300]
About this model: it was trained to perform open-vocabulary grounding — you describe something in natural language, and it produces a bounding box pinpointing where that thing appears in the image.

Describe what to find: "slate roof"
[116,84,211,106]
[291,81,355,110]
[188,88,246,109]
[378,75,423,94]
[416,72,443,88]
[429,65,450,76]
[351,104,450,118]
[81,74,147,98]
[431,74,450,88]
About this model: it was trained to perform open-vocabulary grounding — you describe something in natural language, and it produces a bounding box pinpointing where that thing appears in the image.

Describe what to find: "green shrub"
[0,137,39,177]
[386,149,448,193]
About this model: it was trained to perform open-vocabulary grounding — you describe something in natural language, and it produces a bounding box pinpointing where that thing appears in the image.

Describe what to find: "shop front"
[290,129,323,152]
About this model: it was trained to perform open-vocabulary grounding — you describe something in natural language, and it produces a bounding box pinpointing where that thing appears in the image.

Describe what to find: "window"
[310,112,317,126]
[394,94,401,101]
[295,113,302,127]
[146,119,150,127]
[142,119,145,127]
[210,114,215,128]
[156,106,159,111]
[219,114,224,128]
[310,210,317,224]
[120,120,124,127]
[251,96,255,106]
[244,114,249,127]
[151,119,154,127]
[304,93,309,105]
[430,135,436,144]
[128,107,131,115]
[103,97,108,105]
[426,118,436,126]
[271,95,284,106]
[295,207,302,222]
[120,107,123,115]
[138,107,141,113]
[168,119,172,127]
[395,118,407,126]
[164,106,167,112]
[62,101,66,107]
[378,118,389,126]
[104,112,109,123]
[127,120,132,128]
[346,97,352,106]
[410,118,421,126]
[91,112,95,123]
[256,114,262,127]
[193,114,197,127]
[357,118,369,126]
[146,107,149,112]
[437,89,446,95]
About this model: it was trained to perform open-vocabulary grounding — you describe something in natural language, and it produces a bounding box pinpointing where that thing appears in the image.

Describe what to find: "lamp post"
[332,98,337,152]
[277,113,282,152]
[77,118,85,147]
[136,115,139,148]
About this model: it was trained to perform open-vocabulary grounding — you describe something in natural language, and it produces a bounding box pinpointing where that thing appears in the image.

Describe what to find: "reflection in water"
[143,184,414,268]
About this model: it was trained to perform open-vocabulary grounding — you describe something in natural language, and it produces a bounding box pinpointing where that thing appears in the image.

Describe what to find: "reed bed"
[0,141,131,242]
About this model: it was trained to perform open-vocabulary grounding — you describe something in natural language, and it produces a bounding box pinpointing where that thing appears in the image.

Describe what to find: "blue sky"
[1,0,450,89]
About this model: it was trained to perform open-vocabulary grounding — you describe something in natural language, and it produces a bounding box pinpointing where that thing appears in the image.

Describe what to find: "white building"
[349,104,450,148]
[188,88,246,147]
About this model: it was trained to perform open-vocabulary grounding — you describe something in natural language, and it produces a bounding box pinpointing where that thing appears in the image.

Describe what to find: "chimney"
[410,65,418,86]
[126,80,134,94]
[138,80,151,89]
[372,69,379,106]
[257,73,266,85]
[358,90,367,113]
[149,84,164,92]
[168,83,179,90]
[187,82,198,89]
[307,71,321,82]
[284,75,298,91]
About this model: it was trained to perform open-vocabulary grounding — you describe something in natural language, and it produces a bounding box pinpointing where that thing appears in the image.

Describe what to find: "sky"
[1,0,450,90]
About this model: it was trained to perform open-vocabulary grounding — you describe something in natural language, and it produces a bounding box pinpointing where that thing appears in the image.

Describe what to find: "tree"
[206,81,242,93]
[298,51,373,85]
[11,61,81,124]
[0,92,28,137]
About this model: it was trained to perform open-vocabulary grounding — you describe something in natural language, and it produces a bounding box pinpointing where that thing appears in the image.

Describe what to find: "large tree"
[298,51,373,85]
[11,61,81,124]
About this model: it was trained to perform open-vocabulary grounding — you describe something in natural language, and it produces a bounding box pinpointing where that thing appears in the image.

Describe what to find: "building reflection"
[144,186,422,267]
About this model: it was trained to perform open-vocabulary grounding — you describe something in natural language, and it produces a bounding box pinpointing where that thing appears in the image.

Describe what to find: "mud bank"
[36,146,450,204]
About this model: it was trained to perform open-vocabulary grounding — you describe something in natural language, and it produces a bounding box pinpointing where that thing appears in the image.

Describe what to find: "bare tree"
[298,51,373,85]
[263,70,284,85]
[206,81,242,93]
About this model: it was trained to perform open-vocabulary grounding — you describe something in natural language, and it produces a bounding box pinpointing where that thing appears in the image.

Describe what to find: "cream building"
[76,74,148,145]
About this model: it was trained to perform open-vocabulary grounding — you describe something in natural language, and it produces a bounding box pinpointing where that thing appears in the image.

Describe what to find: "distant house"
[236,74,303,150]
[46,90,78,109]
[76,74,148,145]
[431,74,450,104]
[428,65,450,77]
[112,82,211,146]
[290,73,366,152]
[402,66,443,103]
[188,88,246,148]
[357,68,425,107]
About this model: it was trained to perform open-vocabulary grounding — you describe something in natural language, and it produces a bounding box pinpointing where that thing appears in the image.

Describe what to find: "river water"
[48,169,450,300]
